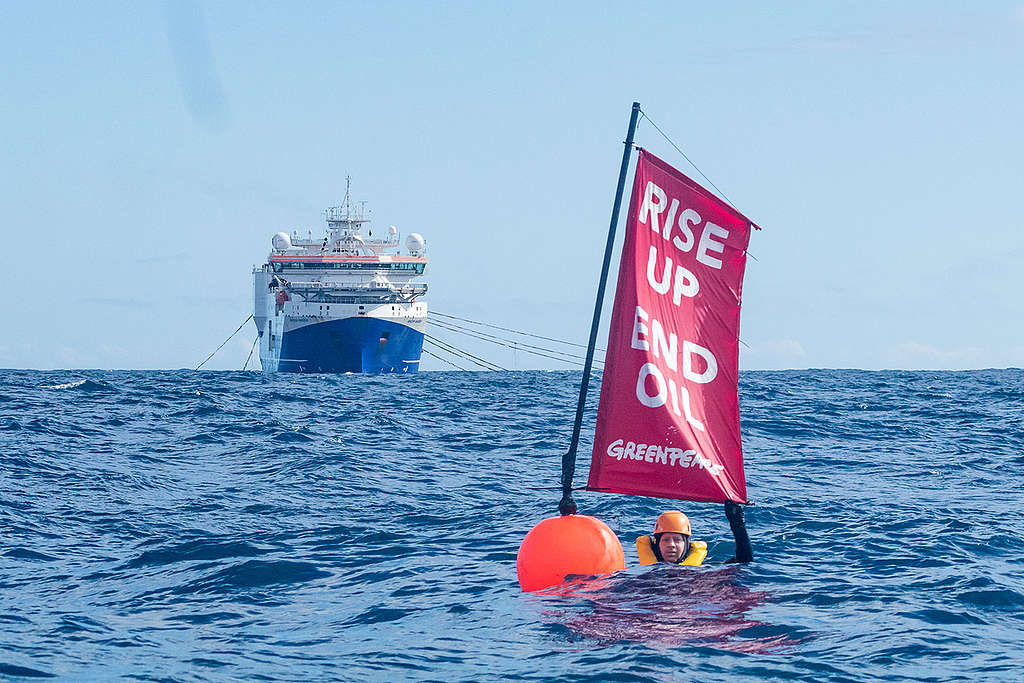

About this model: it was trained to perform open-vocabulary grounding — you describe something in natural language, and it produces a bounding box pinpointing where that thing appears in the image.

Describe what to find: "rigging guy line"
[196,314,253,370]
[421,343,468,371]
[423,333,506,371]
[432,311,604,352]
[427,319,602,368]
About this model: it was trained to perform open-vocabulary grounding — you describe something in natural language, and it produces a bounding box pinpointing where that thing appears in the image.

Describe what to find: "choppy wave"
[1,368,1023,680]
[39,379,87,390]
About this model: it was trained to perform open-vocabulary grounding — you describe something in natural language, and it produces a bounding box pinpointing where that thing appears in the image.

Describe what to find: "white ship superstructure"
[252,181,428,373]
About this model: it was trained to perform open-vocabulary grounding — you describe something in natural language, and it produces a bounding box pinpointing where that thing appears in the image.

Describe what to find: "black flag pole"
[559,101,642,516]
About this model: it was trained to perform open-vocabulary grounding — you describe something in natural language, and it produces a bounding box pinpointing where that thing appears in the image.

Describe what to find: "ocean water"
[1,368,1022,681]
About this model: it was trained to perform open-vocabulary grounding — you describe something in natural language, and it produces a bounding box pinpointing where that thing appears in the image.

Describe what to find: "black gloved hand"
[724,500,753,563]
[724,500,744,525]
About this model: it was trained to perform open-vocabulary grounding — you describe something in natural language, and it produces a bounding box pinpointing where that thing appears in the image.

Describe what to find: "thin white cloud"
[135,251,189,264]
[57,346,86,368]
[97,344,129,358]
[748,339,806,357]
[78,297,154,309]
[1010,347,1024,366]
[895,342,985,366]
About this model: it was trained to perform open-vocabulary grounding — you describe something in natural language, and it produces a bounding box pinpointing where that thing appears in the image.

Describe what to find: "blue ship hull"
[277,317,423,374]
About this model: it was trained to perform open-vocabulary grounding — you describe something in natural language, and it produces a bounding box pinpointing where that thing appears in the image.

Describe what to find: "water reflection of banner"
[588,150,753,503]
[543,567,790,653]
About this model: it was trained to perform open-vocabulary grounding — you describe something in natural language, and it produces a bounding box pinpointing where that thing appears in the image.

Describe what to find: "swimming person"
[636,502,753,566]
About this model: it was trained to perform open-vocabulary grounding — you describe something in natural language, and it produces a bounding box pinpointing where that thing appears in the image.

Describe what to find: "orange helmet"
[653,511,691,536]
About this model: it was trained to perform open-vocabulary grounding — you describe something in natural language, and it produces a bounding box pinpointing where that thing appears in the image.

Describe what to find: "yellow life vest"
[636,536,707,566]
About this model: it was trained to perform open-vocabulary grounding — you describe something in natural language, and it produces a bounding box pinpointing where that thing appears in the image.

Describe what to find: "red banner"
[587,150,753,503]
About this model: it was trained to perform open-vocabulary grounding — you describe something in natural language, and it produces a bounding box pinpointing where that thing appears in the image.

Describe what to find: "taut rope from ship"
[420,345,468,371]
[426,319,603,368]
[242,336,259,371]
[206,309,604,372]
[431,311,605,352]
[422,334,506,371]
[195,314,254,371]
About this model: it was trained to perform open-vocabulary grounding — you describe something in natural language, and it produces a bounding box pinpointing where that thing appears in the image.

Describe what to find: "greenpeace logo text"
[606,438,725,475]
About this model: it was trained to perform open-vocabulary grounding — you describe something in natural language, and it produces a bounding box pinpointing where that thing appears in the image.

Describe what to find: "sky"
[2,1,1022,371]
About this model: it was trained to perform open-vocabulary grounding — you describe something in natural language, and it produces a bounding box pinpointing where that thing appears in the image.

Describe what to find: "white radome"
[406,233,425,254]
[272,232,292,250]
[388,225,398,235]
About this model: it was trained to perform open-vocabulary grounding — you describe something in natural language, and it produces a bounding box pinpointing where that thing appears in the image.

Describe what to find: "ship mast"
[326,175,370,233]
[323,175,374,255]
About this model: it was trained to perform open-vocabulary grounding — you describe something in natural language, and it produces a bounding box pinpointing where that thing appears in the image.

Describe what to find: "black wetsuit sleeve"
[724,501,753,563]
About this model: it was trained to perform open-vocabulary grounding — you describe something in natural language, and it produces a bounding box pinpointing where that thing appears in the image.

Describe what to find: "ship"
[252,180,427,373]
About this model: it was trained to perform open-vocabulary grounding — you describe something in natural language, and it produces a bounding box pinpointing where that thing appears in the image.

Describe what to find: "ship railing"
[325,206,370,224]
[296,285,427,304]
[284,281,427,294]
[363,235,400,246]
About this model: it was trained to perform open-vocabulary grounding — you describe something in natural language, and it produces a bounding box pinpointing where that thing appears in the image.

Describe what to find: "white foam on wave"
[40,379,87,390]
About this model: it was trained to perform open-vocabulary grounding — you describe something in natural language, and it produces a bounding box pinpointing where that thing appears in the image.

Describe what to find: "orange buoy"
[516,515,625,592]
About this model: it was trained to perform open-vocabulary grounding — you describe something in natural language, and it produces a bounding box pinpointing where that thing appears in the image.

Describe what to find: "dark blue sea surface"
[1,368,1022,681]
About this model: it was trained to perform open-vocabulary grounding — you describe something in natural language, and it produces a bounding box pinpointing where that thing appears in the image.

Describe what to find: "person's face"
[658,532,688,563]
